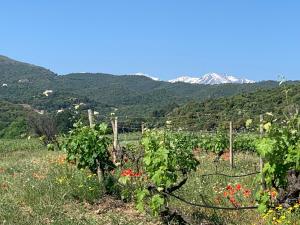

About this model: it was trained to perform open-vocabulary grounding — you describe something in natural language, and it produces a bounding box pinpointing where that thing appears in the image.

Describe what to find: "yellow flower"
[268,209,274,214]
[279,215,286,220]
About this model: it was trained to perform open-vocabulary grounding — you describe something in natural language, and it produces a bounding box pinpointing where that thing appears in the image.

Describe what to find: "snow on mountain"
[168,76,202,84]
[132,72,160,81]
[169,73,255,85]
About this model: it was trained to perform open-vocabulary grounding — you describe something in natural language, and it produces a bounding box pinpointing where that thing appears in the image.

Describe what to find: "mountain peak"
[169,73,255,85]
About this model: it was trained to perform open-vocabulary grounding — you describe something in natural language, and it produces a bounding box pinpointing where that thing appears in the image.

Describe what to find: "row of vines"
[58,112,300,224]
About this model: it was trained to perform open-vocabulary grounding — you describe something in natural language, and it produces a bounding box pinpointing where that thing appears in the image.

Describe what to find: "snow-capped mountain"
[131,72,160,81]
[169,73,255,85]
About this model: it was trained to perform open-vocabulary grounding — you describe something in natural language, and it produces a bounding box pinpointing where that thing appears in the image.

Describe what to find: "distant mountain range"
[0,54,296,119]
[169,73,255,85]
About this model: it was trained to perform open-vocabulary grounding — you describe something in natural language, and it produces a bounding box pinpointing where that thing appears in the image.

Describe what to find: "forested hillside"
[1,55,299,137]
[168,83,300,130]
[0,100,30,138]
[0,55,290,118]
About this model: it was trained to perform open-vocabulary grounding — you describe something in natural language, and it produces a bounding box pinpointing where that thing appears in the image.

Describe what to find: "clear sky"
[1,0,300,81]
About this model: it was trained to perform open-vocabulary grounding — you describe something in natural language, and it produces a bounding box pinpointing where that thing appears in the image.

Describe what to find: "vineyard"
[0,111,300,225]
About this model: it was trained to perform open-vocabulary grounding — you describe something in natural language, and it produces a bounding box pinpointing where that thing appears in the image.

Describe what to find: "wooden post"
[141,122,145,134]
[111,116,118,163]
[113,117,118,150]
[88,109,94,127]
[88,109,104,189]
[229,121,233,169]
[260,114,266,190]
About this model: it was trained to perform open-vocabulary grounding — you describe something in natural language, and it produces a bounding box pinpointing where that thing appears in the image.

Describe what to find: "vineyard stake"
[88,109,104,189]
[141,122,145,134]
[111,116,118,163]
[260,114,266,190]
[229,121,234,169]
[88,109,94,128]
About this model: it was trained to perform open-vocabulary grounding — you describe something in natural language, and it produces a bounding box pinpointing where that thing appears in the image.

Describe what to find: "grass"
[0,138,299,224]
[0,139,155,225]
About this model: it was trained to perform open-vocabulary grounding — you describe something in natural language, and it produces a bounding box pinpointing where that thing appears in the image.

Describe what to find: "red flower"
[229,197,236,203]
[120,169,141,177]
[121,169,133,176]
[226,185,233,190]
[236,184,242,191]
[223,191,228,197]
[243,189,251,198]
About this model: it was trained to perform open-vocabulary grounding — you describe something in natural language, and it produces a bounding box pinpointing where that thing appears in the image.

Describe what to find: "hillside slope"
[168,83,300,130]
[0,55,297,118]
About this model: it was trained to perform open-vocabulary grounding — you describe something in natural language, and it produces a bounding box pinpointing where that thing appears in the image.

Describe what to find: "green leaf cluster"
[61,121,114,174]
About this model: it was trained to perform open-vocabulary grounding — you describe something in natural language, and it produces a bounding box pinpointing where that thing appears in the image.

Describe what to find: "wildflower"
[121,169,133,177]
[226,185,233,190]
[120,169,141,177]
[236,184,242,190]
[223,191,228,197]
[270,190,277,198]
[229,197,236,203]
[243,189,251,198]
[279,215,286,220]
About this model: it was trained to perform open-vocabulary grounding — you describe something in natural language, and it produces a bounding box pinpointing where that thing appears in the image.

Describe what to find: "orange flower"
[229,197,236,203]
[223,191,228,197]
[229,189,235,195]
[270,190,277,198]
[243,189,251,198]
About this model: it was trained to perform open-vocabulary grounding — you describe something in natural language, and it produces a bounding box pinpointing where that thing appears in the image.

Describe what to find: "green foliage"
[233,133,258,152]
[256,114,300,188]
[1,54,292,130]
[0,100,30,138]
[255,114,300,212]
[61,121,114,174]
[169,83,300,130]
[197,130,229,154]
[0,117,28,138]
[136,129,199,215]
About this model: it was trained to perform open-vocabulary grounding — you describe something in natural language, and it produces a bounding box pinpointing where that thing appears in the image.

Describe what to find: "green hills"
[0,55,299,136]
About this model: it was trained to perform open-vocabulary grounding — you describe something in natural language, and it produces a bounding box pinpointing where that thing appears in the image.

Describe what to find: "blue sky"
[1,0,300,81]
